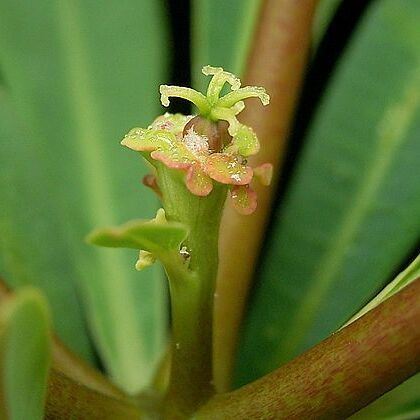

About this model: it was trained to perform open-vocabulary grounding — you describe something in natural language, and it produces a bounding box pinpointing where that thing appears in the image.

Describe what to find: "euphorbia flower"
[121,65,272,214]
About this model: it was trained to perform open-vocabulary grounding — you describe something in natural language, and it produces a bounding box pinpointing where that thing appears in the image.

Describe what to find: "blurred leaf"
[0,0,168,393]
[237,0,420,385]
[192,0,261,90]
[0,287,51,420]
[352,373,420,419]
[0,88,96,365]
[312,0,341,47]
[344,253,420,327]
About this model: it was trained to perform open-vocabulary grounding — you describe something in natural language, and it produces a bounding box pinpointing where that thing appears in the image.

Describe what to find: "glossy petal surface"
[205,154,253,185]
[185,165,214,196]
[230,185,257,215]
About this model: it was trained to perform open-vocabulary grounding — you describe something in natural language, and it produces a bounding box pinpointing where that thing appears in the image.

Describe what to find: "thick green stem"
[157,165,227,417]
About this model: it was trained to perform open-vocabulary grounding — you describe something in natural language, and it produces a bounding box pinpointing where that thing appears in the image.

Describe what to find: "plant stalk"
[197,278,420,418]
[214,0,319,391]
[157,167,227,417]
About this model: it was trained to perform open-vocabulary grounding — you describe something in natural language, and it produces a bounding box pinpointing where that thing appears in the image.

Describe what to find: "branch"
[198,278,420,418]
[45,370,140,420]
[214,0,319,391]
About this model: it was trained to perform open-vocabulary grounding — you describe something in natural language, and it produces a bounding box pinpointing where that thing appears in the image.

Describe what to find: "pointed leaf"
[87,210,189,255]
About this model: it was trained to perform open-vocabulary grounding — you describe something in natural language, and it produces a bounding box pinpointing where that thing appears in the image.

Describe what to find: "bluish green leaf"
[352,374,420,419]
[0,87,95,368]
[312,0,341,47]
[344,253,420,327]
[0,0,168,393]
[192,0,261,90]
[237,0,420,385]
[0,287,51,420]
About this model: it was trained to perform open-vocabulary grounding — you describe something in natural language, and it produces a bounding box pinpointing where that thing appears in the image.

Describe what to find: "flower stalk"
[87,66,271,417]
[157,166,227,416]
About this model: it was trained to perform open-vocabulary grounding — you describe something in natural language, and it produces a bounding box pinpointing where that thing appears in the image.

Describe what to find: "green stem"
[156,165,227,417]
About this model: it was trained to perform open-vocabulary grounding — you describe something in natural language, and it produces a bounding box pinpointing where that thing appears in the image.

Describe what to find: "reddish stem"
[214,0,319,391]
[199,278,420,418]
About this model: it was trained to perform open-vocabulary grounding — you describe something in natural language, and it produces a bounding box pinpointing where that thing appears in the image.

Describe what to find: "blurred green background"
[0,1,419,416]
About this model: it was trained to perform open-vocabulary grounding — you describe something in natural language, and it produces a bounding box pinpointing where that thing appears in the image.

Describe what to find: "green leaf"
[0,287,51,420]
[0,0,168,393]
[312,0,341,47]
[0,86,95,369]
[236,0,420,385]
[192,0,261,90]
[87,209,189,255]
[351,373,420,419]
[343,253,420,327]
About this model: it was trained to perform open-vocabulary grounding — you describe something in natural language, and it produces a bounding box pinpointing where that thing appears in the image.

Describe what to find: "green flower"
[121,66,272,214]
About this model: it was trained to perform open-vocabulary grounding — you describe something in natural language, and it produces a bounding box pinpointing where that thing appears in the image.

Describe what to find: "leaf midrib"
[56,1,149,391]
[277,63,420,362]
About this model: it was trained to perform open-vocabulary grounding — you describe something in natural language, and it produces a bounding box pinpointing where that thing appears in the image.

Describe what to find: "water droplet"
[180,246,190,259]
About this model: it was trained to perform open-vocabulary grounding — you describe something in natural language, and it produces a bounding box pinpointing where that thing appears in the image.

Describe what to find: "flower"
[121,66,272,215]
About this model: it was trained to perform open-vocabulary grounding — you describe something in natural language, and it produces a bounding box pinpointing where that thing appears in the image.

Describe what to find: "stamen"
[216,86,270,109]
[203,66,241,105]
[231,101,245,115]
[202,66,241,90]
[159,85,210,115]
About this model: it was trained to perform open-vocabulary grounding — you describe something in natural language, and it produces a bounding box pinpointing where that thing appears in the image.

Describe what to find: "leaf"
[191,0,261,90]
[351,373,420,419]
[236,0,420,386]
[343,253,420,327]
[87,209,189,255]
[0,287,51,420]
[0,86,95,367]
[0,0,168,393]
[312,0,341,47]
